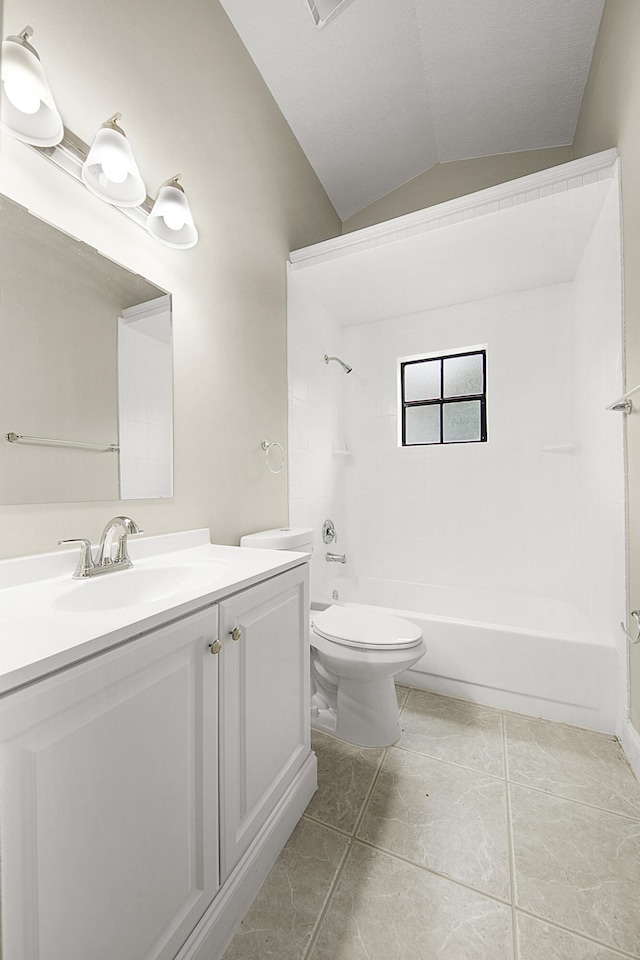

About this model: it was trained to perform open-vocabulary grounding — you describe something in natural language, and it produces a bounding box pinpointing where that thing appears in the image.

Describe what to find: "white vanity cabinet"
[0,552,315,960]
[218,564,310,879]
[0,605,220,960]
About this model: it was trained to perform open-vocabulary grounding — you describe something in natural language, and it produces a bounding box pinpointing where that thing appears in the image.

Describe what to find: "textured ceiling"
[218,0,605,219]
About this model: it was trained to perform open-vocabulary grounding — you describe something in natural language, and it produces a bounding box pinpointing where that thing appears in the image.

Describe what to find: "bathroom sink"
[51,560,228,613]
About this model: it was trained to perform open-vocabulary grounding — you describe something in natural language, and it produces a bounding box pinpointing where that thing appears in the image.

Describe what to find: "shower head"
[324,354,353,374]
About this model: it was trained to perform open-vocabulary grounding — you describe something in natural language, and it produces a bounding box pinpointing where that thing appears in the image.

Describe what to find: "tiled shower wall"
[288,195,624,640]
[572,184,626,656]
[342,283,583,614]
[288,274,347,596]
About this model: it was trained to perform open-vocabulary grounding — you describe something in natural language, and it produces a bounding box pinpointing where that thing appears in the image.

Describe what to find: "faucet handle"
[114,517,143,564]
[58,538,96,578]
[96,516,143,567]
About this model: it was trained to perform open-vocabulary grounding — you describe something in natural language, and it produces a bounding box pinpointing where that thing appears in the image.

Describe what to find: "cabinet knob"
[230,626,242,642]
[209,640,222,655]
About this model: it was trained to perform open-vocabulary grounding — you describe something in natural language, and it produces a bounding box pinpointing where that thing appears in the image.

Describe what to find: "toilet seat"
[311,605,423,651]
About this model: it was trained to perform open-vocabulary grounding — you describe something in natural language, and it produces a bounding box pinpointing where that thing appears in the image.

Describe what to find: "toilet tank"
[240,527,314,558]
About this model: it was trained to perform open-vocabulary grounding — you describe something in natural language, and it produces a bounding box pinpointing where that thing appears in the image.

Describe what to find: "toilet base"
[310,702,338,738]
[311,677,402,748]
[336,676,402,747]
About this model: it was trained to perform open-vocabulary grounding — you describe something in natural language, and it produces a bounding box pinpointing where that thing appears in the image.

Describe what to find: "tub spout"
[326,552,346,563]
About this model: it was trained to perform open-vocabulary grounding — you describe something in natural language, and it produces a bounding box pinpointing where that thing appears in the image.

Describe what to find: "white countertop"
[0,529,307,696]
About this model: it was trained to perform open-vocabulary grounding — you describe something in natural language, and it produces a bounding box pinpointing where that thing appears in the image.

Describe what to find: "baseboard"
[176,751,317,960]
[619,716,640,782]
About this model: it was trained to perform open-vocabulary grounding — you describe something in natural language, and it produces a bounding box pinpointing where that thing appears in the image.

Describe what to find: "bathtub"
[331,590,619,733]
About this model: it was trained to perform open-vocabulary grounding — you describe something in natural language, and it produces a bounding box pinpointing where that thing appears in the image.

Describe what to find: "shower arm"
[323,354,352,374]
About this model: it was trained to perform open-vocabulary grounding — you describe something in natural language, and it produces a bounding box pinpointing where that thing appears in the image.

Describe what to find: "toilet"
[239,527,426,748]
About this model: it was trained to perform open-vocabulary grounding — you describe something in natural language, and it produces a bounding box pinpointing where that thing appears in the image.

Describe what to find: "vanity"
[0,528,315,960]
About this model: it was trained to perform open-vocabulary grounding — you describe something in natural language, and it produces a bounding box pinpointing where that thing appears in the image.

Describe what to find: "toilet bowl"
[240,526,426,748]
[310,604,425,747]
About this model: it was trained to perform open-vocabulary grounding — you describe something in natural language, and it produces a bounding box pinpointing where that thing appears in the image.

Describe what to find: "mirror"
[0,193,172,504]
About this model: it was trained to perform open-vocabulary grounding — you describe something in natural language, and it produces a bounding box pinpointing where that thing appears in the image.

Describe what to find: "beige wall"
[0,0,340,559]
[573,0,640,728]
[342,147,573,233]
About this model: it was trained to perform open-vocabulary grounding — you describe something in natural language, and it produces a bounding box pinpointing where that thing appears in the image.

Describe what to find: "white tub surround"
[290,149,618,275]
[288,150,627,742]
[0,530,314,960]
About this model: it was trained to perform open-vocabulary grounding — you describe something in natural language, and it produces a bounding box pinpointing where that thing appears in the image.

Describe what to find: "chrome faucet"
[95,516,142,567]
[59,516,143,579]
[326,552,347,564]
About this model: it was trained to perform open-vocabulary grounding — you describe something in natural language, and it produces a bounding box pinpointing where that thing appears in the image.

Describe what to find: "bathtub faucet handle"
[323,519,336,544]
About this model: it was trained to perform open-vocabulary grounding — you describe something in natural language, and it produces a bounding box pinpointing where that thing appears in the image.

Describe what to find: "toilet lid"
[311,606,423,651]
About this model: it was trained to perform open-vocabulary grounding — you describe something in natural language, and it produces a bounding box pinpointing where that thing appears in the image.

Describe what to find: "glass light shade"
[81,121,146,207]
[147,181,198,249]
[0,32,63,146]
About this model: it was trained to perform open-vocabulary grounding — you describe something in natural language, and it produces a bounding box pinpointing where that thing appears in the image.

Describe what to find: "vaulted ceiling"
[218,0,605,219]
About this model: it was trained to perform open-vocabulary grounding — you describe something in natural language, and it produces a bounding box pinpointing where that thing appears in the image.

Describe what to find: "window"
[399,348,487,446]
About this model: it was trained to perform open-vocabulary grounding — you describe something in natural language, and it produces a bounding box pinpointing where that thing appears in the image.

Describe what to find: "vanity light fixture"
[1,26,198,248]
[81,113,146,207]
[0,25,63,147]
[147,176,198,249]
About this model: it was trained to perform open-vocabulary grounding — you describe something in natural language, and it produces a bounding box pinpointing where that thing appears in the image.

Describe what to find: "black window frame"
[400,349,487,446]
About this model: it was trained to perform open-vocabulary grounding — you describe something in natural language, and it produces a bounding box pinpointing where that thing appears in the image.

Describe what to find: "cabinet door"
[0,606,219,960]
[219,564,309,879]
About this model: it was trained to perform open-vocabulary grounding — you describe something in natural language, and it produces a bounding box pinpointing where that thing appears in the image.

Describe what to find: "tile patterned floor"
[223,687,640,960]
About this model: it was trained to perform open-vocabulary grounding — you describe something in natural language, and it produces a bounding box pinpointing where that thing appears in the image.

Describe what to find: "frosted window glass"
[443,354,483,398]
[443,401,481,443]
[404,360,440,401]
[405,405,440,444]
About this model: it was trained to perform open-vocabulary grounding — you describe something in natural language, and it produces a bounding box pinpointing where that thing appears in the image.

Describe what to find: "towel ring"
[620,610,640,644]
[261,439,285,475]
